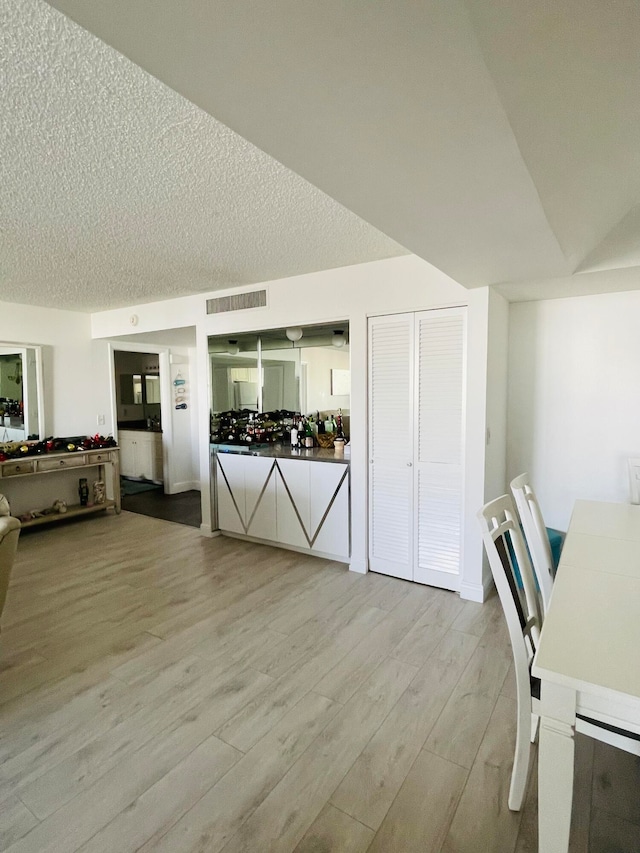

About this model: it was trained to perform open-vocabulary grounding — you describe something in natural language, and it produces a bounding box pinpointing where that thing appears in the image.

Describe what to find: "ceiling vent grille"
[206,290,267,315]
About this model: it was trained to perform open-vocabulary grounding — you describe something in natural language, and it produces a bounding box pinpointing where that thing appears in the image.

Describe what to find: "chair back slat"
[510,473,554,616]
[628,457,640,505]
[478,495,542,663]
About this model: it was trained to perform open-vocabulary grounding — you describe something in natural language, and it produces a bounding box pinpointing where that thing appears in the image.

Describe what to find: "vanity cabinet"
[119,430,163,482]
[215,451,350,561]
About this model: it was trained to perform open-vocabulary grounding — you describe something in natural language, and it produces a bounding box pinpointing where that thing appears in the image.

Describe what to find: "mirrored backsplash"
[209,322,350,445]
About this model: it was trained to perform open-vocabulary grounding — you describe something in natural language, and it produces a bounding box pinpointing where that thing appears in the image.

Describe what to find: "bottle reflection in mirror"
[78,477,89,507]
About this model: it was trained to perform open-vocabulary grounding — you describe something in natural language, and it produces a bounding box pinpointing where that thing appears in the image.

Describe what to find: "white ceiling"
[4,1,640,311]
[0,0,406,313]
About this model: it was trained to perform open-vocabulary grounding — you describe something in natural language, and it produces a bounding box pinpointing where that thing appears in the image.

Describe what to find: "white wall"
[168,350,199,492]
[303,346,350,414]
[485,288,509,501]
[508,290,640,531]
[0,301,111,436]
[92,254,495,601]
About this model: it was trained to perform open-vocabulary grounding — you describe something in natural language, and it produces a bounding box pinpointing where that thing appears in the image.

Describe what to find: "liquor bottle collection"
[210,408,347,448]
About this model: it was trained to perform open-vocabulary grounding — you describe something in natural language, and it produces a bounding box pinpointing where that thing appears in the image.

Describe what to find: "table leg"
[538,686,577,853]
[112,454,122,514]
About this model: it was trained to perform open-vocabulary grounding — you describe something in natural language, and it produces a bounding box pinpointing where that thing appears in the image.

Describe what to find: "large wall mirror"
[0,344,45,441]
[209,322,349,441]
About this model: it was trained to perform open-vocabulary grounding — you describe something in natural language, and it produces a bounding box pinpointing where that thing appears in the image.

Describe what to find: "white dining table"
[532,499,640,853]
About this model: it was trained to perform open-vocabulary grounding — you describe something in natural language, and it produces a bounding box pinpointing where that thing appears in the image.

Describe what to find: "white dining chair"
[628,457,640,504]
[510,473,563,617]
[479,494,640,813]
[477,494,543,810]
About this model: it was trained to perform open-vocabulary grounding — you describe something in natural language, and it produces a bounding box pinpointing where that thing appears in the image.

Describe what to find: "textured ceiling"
[47,0,640,302]
[0,0,406,313]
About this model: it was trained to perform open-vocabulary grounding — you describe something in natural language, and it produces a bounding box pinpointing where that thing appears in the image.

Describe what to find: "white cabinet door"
[153,435,164,483]
[244,456,277,541]
[135,435,155,480]
[118,432,138,477]
[275,458,311,549]
[217,453,277,539]
[309,462,350,558]
[216,453,247,535]
[368,313,414,580]
[413,308,465,590]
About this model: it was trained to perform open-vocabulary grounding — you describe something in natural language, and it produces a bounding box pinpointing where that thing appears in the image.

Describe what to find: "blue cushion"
[547,527,564,572]
[509,526,565,590]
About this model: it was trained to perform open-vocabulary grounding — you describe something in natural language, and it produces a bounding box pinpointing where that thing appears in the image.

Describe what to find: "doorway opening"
[109,335,200,529]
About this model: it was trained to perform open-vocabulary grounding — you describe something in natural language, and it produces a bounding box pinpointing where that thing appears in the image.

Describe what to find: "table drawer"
[37,454,88,472]
[1,460,36,477]
[87,451,112,465]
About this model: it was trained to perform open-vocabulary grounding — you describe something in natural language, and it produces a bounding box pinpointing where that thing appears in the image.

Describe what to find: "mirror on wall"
[0,345,44,442]
[208,322,349,443]
[209,334,260,414]
[114,351,162,431]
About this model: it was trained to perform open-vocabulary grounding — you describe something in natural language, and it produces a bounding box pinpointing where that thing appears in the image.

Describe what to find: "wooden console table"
[0,448,121,528]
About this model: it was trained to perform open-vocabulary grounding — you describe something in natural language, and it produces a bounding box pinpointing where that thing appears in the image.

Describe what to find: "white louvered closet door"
[369,308,465,588]
[368,313,414,580]
[414,307,465,590]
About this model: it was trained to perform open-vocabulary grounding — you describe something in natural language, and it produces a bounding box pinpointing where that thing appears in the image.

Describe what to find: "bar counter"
[210,442,350,561]
[210,442,350,464]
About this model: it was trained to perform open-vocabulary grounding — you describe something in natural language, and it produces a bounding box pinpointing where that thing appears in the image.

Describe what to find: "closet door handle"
[407,462,413,467]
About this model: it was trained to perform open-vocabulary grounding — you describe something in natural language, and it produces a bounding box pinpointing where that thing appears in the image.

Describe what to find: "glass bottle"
[78,478,89,507]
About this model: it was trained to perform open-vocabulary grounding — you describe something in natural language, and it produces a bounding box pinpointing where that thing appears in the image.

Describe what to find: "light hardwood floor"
[1,511,639,852]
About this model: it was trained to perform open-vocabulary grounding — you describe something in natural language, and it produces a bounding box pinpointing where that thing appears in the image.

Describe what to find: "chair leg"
[530,713,540,743]
[509,700,532,810]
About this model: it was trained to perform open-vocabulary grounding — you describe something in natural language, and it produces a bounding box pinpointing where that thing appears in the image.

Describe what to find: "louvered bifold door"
[413,307,466,589]
[368,313,414,580]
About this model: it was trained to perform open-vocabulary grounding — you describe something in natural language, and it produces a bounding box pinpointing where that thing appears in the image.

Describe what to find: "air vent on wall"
[206,290,267,314]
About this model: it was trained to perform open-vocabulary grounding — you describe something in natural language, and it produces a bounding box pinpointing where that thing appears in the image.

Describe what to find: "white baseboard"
[199,523,220,538]
[349,558,368,575]
[166,481,200,495]
[459,574,495,603]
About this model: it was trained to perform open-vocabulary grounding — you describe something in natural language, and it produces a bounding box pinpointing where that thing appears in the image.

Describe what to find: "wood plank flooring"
[1,511,639,852]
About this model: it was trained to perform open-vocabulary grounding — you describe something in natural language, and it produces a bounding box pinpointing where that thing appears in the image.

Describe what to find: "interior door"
[368,313,414,580]
[368,308,465,589]
[413,307,466,590]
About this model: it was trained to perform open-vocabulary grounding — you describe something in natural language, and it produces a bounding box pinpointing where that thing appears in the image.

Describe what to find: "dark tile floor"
[120,484,202,528]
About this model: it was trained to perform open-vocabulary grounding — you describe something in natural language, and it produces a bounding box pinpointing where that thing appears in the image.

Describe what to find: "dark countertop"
[210,442,350,464]
[118,426,163,434]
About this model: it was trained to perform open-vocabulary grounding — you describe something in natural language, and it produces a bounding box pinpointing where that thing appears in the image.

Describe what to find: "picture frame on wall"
[331,369,350,396]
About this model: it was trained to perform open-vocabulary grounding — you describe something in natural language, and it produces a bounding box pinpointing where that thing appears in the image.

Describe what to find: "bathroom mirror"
[0,344,45,441]
[114,351,162,430]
